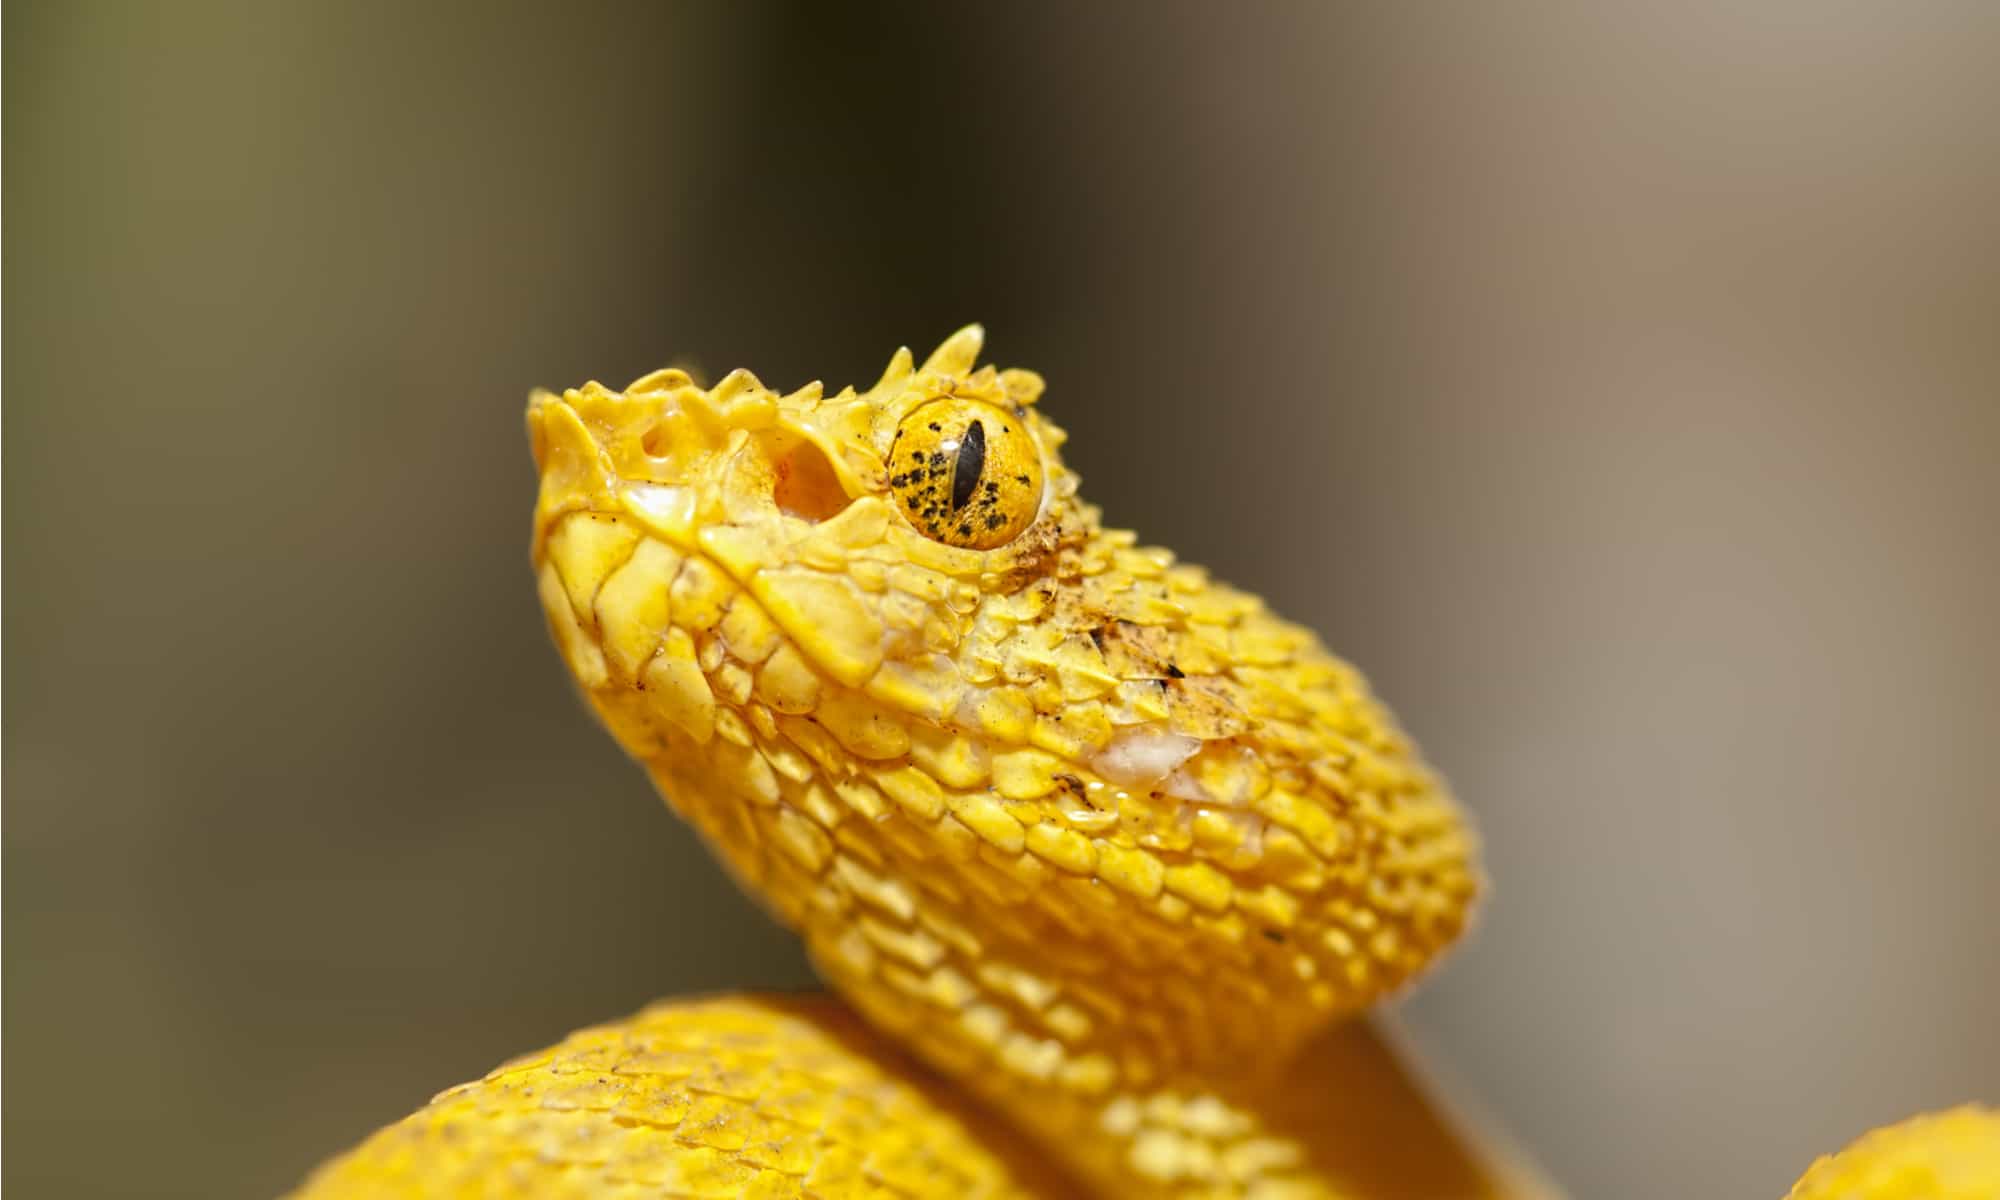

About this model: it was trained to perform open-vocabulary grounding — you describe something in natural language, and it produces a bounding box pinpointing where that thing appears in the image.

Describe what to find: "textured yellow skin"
[290,997,1529,1199]
[291,327,1989,1197]
[1785,1108,2000,1200]
[522,325,1482,1194]
[292,997,1075,1199]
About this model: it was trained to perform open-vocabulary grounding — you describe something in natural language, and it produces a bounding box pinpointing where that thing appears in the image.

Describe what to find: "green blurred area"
[6,3,1997,1197]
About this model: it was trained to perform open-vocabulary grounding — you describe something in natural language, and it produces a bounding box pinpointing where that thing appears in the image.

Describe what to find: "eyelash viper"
[290,328,1996,1198]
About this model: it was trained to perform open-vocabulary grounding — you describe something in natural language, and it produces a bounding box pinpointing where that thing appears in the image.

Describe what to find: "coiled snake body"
[295,330,1995,1198]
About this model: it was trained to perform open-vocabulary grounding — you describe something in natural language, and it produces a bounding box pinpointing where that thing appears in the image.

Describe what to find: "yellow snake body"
[294,329,1996,1198]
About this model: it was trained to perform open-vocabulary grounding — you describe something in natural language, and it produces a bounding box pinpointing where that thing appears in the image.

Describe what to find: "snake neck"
[651,728,1477,1196]
[558,505,1482,1193]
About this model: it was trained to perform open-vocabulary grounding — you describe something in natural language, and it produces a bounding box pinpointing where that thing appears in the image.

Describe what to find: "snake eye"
[888,399,1044,549]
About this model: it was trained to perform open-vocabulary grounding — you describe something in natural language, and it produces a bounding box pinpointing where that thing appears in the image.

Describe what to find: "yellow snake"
[293,328,1995,1198]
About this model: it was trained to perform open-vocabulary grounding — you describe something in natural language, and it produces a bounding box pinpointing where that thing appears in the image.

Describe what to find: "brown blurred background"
[6,3,1997,1197]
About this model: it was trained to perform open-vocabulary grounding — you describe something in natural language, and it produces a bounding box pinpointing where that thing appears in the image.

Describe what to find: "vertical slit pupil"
[949,419,986,513]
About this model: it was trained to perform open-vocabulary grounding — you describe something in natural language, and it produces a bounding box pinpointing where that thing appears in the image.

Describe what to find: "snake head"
[528,325,1089,709]
[528,327,1480,1099]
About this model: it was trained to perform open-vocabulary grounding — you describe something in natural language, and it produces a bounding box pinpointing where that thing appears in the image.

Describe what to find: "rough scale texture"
[290,998,1543,1199]
[291,996,1073,1199]
[519,326,1482,1194]
[291,328,1987,1197]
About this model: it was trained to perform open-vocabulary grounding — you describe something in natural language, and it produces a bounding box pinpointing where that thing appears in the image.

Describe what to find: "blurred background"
[7,3,1997,1196]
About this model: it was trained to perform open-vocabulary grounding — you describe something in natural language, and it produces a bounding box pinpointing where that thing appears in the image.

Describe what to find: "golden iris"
[888,398,1044,549]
